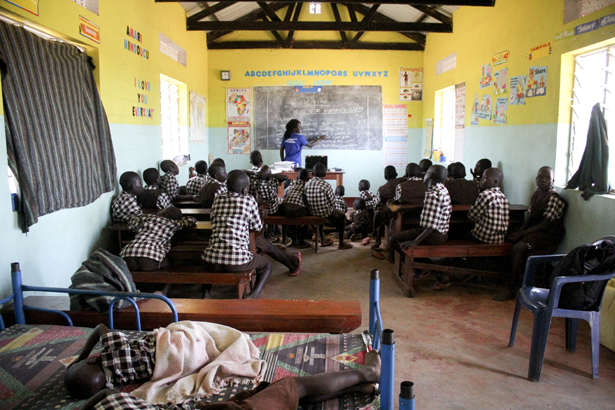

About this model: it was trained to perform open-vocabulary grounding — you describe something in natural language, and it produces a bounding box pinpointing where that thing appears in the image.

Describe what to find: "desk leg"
[315,225,319,253]
[336,174,343,187]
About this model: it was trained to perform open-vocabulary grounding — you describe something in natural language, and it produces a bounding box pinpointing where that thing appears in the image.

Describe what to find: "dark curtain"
[566,103,610,200]
[0,21,116,232]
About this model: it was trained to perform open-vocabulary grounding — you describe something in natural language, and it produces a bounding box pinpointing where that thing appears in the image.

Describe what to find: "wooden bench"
[264,215,328,252]
[131,265,255,299]
[180,208,212,220]
[1,296,362,333]
[394,240,513,297]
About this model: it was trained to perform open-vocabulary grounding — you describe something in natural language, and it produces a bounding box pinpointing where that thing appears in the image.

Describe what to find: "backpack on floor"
[548,237,615,311]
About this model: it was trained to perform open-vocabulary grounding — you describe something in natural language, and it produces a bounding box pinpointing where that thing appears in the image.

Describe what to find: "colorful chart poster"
[509,75,527,105]
[492,97,508,124]
[526,66,547,98]
[455,83,466,128]
[479,64,493,89]
[528,41,552,61]
[190,91,206,143]
[476,94,493,120]
[3,0,39,15]
[79,16,100,43]
[383,104,408,167]
[470,94,479,126]
[226,88,252,154]
[400,68,422,101]
[493,68,508,95]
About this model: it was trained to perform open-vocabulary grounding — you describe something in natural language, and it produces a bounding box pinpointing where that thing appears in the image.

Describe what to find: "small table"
[277,171,345,197]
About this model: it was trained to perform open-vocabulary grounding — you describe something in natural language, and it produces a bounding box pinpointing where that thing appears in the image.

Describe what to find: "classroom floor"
[244,240,615,410]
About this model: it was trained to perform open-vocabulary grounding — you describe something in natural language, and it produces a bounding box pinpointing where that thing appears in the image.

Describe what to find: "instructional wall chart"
[383,104,408,167]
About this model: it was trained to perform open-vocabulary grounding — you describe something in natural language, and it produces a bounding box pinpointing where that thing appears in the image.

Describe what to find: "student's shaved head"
[227,170,250,194]
[250,150,263,166]
[297,169,309,181]
[384,165,398,180]
[449,162,467,179]
[312,163,326,178]
[119,171,141,192]
[142,168,159,185]
[405,163,421,179]
[195,160,208,175]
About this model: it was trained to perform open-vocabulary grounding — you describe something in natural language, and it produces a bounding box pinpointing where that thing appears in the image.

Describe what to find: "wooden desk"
[277,171,345,197]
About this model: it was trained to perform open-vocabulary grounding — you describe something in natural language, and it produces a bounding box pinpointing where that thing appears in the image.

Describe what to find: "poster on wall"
[492,97,508,125]
[470,94,479,126]
[400,68,423,101]
[226,88,252,154]
[454,83,466,163]
[72,0,99,15]
[190,91,206,143]
[3,0,39,15]
[509,75,527,105]
[383,105,408,167]
[476,94,493,120]
[493,68,508,95]
[479,64,493,89]
[526,66,547,98]
[564,0,615,24]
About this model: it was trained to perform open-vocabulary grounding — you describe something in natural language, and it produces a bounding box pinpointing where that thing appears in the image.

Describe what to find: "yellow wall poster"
[79,16,100,43]
[528,41,552,61]
[227,88,252,154]
[190,91,206,143]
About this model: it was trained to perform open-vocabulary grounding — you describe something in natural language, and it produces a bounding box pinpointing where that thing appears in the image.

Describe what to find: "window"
[434,86,456,161]
[568,46,614,184]
[160,77,187,160]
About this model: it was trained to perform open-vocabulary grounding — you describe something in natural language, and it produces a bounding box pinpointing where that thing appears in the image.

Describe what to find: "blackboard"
[253,86,383,151]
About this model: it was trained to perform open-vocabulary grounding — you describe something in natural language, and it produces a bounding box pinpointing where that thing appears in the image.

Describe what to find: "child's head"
[227,170,250,195]
[353,198,366,211]
[119,171,143,195]
[472,158,492,179]
[312,163,326,178]
[211,158,226,168]
[449,162,467,179]
[423,165,448,187]
[161,160,179,176]
[335,185,345,197]
[418,159,433,175]
[358,179,370,191]
[250,150,263,167]
[404,163,421,179]
[195,160,208,176]
[384,165,398,181]
[297,169,310,181]
[480,168,503,191]
[157,205,183,220]
[64,358,106,399]
[535,166,554,191]
[143,168,160,186]
[208,162,227,183]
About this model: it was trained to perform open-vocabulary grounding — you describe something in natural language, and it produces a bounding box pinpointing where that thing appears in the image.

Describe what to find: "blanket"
[131,321,266,405]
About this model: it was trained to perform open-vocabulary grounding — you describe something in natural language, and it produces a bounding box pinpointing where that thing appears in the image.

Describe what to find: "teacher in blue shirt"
[279,119,326,168]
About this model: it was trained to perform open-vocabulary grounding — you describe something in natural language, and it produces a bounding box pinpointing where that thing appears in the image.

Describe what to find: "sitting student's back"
[444,162,479,205]
[111,171,144,223]
[395,163,426,205]
[467,167,509,243]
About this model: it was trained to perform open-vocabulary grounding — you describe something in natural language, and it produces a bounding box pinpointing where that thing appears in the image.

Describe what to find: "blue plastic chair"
[509,253,615,382]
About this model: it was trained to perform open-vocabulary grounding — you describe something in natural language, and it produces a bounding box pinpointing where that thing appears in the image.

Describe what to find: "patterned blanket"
[0,325,376,410]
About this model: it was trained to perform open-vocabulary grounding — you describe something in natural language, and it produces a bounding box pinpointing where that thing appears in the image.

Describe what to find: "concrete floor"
[253,241,615,410]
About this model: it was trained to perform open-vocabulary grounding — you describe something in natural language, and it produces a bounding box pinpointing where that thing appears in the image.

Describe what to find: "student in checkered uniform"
[186,160,212,196]
[470,158,492,185]
[393,163,426,204]
[202,170,272,298]
[305,164,353,250]
[71,328,381,410]
[334,185,348,214]
[344,198,371,240]
[467,168,509,244]
[159,160,180,200]
[372,166,404,249]
[111,172,144,223]
[197,162,228,208]
[494,166,567,301]
[444,162,480,205]
[388,165,452,289]
[120,206,196,272]
[136,168,172,210]
[358,180,378,212]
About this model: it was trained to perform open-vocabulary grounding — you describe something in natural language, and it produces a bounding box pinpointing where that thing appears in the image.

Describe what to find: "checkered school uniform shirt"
[120,214,196,262]
[250,175,281,215]
[202,192,263,265]
[360,190,378,211]
[542,194,566,221]
[468,187,510,243]
[100,331,156,388]
[144,185,156,190]
[186,174,212,196]
[156,192,171,209]
[112,192,143,223]
[420,183,451,234]
[334,195,348,213]
[93,393,183,410]
[283,179,308,207]
[159,172,179,200]
[305,177,335,217]
[394,177,422,201]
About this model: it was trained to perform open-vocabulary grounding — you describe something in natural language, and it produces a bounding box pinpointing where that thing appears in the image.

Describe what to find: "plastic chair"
[509,253,615,382]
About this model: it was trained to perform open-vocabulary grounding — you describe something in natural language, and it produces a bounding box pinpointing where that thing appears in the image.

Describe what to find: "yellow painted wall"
[207,49,424,128]
[423,0,615,127]
[0,0,209,125]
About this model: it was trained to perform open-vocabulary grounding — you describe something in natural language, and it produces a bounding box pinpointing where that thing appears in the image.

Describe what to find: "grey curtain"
[0,20,116,232]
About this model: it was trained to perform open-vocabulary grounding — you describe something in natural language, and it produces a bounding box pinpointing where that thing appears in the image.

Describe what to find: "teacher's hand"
[319,135,327,140]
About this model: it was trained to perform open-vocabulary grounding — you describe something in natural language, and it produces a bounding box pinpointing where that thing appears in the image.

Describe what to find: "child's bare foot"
[338,242,353,250]
[363,350,381,382]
